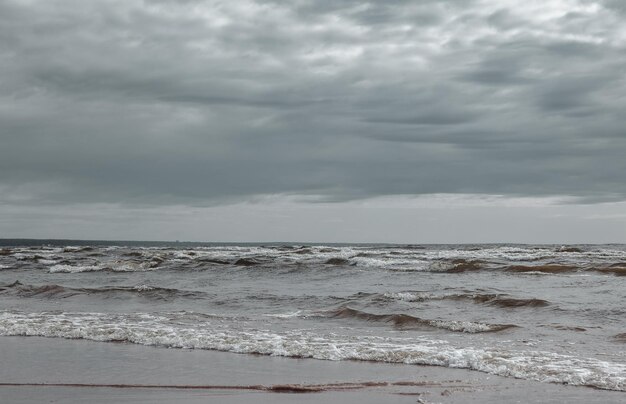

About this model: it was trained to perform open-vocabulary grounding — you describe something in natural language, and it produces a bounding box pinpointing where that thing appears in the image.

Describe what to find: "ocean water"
[0,240,625,391]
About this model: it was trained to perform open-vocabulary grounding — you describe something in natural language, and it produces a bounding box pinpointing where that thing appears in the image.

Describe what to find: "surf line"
[0,381,464,393]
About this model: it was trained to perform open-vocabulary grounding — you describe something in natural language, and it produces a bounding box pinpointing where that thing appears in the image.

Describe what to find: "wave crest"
[49,261,156,273]
[326,307,517,333]
[0,281,202,301]
[383,291,550,308]
[428,259,484,273]
[504,265,579,274]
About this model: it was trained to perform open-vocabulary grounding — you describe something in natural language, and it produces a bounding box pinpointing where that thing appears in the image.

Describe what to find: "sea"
[0,240,625,392]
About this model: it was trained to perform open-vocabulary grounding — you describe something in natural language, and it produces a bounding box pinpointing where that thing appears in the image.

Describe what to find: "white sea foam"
[427,320,501,333]
[49,264,103,273]
[0,310,624,391]
[62,246,85,252]
[264,310,303,319]
[384,292,440,302]
[172,251,197,260]
[111,261,155,272]
[37,259,58,265]
[49,261,155,273]
[351,256,431,271]
[14,253,56,261]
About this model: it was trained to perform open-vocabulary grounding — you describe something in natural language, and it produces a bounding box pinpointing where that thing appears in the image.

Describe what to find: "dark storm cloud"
[1,0,625,207]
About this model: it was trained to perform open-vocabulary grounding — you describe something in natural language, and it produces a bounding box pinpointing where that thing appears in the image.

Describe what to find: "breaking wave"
[383,292,550,308]
[49,262,157,273]
[428,259,485,273]
[0,310,623,391]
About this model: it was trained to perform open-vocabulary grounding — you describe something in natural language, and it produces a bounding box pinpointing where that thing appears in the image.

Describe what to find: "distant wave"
[0,245,626,276]
[427,259,485,273]
[595,264,626,276]
[2,244,625,276]
[0,281,203,301]
[49,262,158,273]
[48,264,104,273]
[324,257,353,265]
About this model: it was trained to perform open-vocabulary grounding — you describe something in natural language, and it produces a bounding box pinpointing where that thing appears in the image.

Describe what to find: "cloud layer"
[1,0,625,207]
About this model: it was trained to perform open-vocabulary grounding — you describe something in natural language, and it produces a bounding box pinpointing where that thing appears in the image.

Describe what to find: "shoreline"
[1,336,624,403]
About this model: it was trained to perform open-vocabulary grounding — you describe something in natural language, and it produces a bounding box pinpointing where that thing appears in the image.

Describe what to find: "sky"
[1,0,625,243]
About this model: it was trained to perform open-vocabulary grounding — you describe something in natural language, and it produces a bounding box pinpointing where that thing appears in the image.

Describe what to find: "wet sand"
[0,336,624,403]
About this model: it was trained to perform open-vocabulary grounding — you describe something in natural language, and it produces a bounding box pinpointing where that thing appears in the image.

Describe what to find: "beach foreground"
[1,336,624,404]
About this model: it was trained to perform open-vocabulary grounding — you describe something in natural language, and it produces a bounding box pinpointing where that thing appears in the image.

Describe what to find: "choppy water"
[1,240,625,391]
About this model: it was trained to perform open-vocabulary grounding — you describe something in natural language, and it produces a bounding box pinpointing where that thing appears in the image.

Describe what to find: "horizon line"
[0,238,623,246]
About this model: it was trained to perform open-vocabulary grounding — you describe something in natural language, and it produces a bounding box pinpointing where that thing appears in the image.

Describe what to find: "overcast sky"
[1,0,625,243]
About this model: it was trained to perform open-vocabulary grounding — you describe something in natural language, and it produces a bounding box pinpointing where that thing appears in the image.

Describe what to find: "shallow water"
[1,240,625,391]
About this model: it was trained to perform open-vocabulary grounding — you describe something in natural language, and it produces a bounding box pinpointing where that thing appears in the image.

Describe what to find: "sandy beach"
[1,336,623,403]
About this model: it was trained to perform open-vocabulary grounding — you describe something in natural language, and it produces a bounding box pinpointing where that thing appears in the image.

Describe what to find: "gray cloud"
[1,0,625,210]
